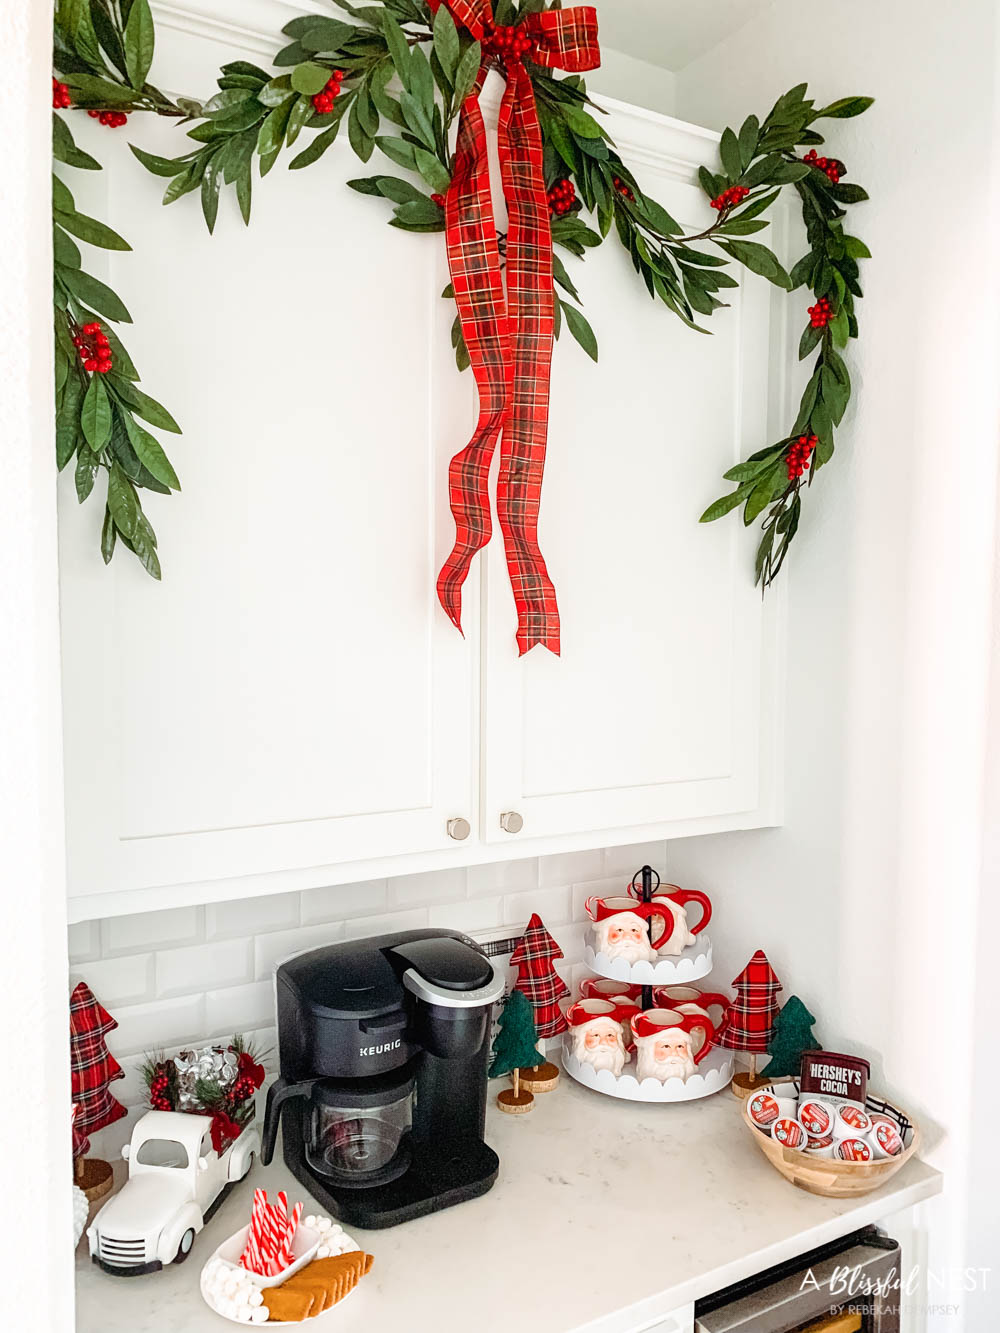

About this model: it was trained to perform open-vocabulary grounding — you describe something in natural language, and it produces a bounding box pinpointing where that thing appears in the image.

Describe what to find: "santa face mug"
[579,978,643,1005]
[565,999,634,1077]
[631,1008,713,1083]
[628,883,712,956]
[653,986,730,1040]
[584,896,671,965]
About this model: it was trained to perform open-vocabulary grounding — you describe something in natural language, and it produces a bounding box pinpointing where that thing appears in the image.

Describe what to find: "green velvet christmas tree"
[489,989,543,1111]
[761,995,821,1079]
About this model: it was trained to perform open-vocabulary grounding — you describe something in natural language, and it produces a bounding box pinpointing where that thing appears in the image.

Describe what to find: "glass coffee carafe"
[305,1074,414,1189]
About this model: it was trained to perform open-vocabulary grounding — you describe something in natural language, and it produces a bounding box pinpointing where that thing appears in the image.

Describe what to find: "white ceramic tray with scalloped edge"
[583,934,713,985]
[563,1041,733,1102]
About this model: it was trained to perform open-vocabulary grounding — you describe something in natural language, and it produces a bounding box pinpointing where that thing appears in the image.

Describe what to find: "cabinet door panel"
[59,112,477,899]
[483,105,780,843]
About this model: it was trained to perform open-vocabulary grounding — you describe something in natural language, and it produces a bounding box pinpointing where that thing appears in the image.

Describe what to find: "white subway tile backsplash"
[342,908,428,941]
[156,938,252,999]
[109,994,206,1056]
[68,920,100,963]
[103,906,202,955]
[537,850,607,887]
[428,896,503,933]
[300,880,388,924]
[206,893,300,940]
[72,842,632,1115]
[388,867,467,907]
[70,953,153,1007]
[467,858,538,897]
[205,980,276,1037]
[254,923,346,980]
[502,885,572,927]
[603,841,668,876]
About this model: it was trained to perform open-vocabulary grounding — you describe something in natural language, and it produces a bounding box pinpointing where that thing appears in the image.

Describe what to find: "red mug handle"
[670,889,712,936]
[638,902,670,951]
[682,1015,714,1065]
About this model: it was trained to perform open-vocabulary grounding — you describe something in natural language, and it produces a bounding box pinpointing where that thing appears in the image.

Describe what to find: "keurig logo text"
[359,1038,403,1057]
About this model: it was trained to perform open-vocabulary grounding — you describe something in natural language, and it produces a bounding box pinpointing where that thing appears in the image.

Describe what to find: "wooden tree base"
[517,1062,559,1093]
[75,1156,114,1204]
[497,1088,535,1115]
[731,1071,771,1101]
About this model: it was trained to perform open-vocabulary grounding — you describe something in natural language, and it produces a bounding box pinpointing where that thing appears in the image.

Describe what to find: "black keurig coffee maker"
[261,929,504,1228]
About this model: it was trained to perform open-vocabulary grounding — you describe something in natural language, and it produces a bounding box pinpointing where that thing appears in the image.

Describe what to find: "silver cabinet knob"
[447,817,471,841]
[500,811,523,834]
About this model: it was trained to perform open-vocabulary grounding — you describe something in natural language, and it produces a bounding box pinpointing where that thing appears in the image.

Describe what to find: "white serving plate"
[563,1041,734,1102]
[200,1223,362,1325]
[583,934,713,984]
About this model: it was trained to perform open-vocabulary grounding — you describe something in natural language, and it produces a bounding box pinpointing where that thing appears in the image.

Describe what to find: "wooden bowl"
[741,1083,920,1199]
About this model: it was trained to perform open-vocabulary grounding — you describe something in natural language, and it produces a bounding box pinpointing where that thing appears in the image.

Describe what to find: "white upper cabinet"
[482,102,780,846]
[59,99,479,908]
[58,21,783,920]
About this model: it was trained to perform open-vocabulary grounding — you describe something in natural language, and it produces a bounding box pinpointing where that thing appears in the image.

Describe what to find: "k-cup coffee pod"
[833,1102,872,1139]
[772,1117,806,1149]
[775,1097,799,1120]
[748,1092,780,1129]
[798,1098,835,1137]
[805,1134,835,1158]
[835,1136,874,1162]
[870,1120,904,1158]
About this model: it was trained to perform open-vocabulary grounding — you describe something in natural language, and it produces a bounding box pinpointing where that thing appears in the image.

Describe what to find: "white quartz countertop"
[74,1071,941,1333]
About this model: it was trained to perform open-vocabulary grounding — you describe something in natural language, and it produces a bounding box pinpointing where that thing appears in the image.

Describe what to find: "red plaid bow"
[430,0,600,655]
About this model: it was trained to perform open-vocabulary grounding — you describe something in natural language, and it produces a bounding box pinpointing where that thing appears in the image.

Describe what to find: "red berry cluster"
[74,322,113,374]
[149,1070,172,1111]
[611,174,634,202]
[803,149,843,184]
[483,23,533,61]
[52,78,72,110]
[547,179,576,217]
[88,108,128,128]
[710,184,750,212]
[229,1074,258,1105]
[430,192,446,207]
[312,70,344,114]
[786,434,817,481]
[807,296,833,329]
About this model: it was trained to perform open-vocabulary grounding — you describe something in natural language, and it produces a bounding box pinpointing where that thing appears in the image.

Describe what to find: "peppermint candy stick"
[274,1200,302,1272]
[239,1189,268,1274]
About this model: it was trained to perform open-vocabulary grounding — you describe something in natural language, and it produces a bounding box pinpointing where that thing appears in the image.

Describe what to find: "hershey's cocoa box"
[799,1051,870,1108]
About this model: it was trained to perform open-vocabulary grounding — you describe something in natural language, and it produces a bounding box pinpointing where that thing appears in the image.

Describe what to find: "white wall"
[667,2,1000,1327]
[0,0,76,1327]
[589,47,676,117]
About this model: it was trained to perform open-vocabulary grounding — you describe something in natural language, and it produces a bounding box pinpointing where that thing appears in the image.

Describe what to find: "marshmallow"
[250,1310,269,1325]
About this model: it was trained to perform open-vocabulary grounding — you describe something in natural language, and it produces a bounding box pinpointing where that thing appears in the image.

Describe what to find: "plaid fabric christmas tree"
[70,981,127,1143]
[718,950,782,1054]
[510,914,570,1038]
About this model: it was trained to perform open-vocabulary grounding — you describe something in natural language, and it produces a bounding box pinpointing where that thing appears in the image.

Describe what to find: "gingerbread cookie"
[261,1250,374,1321]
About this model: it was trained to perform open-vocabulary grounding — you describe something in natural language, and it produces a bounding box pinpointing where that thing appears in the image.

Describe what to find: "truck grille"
[99,1234,146,1265]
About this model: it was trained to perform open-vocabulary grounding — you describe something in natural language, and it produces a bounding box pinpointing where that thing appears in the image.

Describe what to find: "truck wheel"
[239,1151,255,1181]
[173,1228,196,1264]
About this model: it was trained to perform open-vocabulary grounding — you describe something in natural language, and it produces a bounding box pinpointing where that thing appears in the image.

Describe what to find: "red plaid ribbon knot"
[429,0,600,655]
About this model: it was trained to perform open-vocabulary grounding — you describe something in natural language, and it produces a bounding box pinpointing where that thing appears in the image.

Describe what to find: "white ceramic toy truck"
[88,1109,259,1274]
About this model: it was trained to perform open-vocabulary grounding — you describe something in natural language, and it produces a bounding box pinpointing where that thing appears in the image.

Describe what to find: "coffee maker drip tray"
[306,1076,414,1191]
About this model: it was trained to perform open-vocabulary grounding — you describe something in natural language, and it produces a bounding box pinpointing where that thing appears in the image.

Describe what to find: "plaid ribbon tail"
[436,3,599,656]
[436,73,511,636]
[495,61,560,656]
